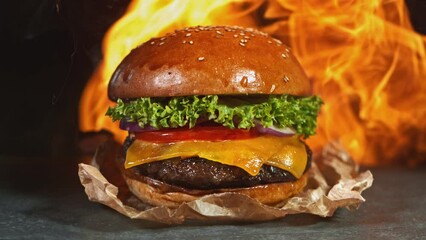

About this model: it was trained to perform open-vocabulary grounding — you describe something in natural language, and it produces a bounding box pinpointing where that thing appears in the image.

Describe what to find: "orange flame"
[79,0,426,166]
[270,0,426,166]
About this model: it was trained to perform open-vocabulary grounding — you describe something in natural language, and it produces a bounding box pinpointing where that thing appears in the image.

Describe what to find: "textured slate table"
[1,156,425,240]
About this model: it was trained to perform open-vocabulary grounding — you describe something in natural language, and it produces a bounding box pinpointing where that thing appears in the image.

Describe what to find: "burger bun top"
[108,26,311,100]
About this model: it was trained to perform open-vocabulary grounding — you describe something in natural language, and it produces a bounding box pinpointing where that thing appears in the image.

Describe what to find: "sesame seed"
[185,33,192,37]
[216,30,223,35]
[270,84,276,93]
[274,39,282,44]
[159,42,165,45]
[150,41,155,45]
[233,34,238,38]
[240,32,245,36]
[281,53,288,58]
[239,42,246,47]
[244,36,250,39]
[198,57,205,61]
[267,40,272,44]
[189,40,194,45]
[160,37,166,41]
[283,76,290,83]
[182,40,186,44]
[285,48,291,52]
[240,39,248,43]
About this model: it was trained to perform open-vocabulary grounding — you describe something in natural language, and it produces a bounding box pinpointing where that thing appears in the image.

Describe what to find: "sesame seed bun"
[108,26,311,100]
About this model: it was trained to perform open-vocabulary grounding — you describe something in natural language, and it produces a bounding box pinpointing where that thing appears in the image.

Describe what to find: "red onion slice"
[254,123,296,137]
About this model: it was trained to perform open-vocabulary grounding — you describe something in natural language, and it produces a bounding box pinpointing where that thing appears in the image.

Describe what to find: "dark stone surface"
[0,156,425,239]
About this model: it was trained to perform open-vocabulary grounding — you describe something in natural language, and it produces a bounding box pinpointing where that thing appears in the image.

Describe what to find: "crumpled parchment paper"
[78,140,373,224]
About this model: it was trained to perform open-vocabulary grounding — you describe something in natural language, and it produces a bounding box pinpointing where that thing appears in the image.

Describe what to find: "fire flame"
[79,0,426,166]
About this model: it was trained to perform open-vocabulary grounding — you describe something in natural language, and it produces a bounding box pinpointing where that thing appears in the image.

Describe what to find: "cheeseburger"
[106,26,322,208]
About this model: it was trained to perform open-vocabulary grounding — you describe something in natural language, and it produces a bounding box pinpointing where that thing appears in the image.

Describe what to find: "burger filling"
[125,134,308,177]
[106,95,323,137]
[107,94,322,190]
[122,136,312,190]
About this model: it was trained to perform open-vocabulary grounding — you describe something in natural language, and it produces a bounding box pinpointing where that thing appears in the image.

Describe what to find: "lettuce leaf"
[106,95,323,137]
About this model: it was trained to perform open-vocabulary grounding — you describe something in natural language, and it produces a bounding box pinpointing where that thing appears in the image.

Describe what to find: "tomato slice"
[134,126,259,143]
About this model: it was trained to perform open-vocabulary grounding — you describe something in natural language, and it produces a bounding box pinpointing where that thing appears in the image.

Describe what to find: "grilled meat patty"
[123,137,312,190]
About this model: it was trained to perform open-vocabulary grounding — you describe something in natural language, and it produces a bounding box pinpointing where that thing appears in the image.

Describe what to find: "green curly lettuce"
[106,95,323,137]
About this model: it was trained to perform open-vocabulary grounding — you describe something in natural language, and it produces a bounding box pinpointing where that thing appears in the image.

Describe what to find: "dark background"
[0,0,425,158]
[0,0,129,157]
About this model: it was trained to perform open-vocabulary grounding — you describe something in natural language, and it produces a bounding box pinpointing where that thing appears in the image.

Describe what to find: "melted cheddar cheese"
[125,136,308,178]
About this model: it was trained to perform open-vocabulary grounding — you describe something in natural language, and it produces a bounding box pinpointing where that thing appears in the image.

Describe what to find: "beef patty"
[122,137,312,190]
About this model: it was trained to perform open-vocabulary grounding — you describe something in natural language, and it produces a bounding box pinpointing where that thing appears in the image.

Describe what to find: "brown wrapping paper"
[78,140,373,224]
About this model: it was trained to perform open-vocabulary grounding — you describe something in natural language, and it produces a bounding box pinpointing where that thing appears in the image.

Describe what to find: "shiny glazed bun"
[108,25,311,100]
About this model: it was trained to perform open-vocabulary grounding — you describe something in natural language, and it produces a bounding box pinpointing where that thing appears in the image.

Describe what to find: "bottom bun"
[122,171,308,208]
